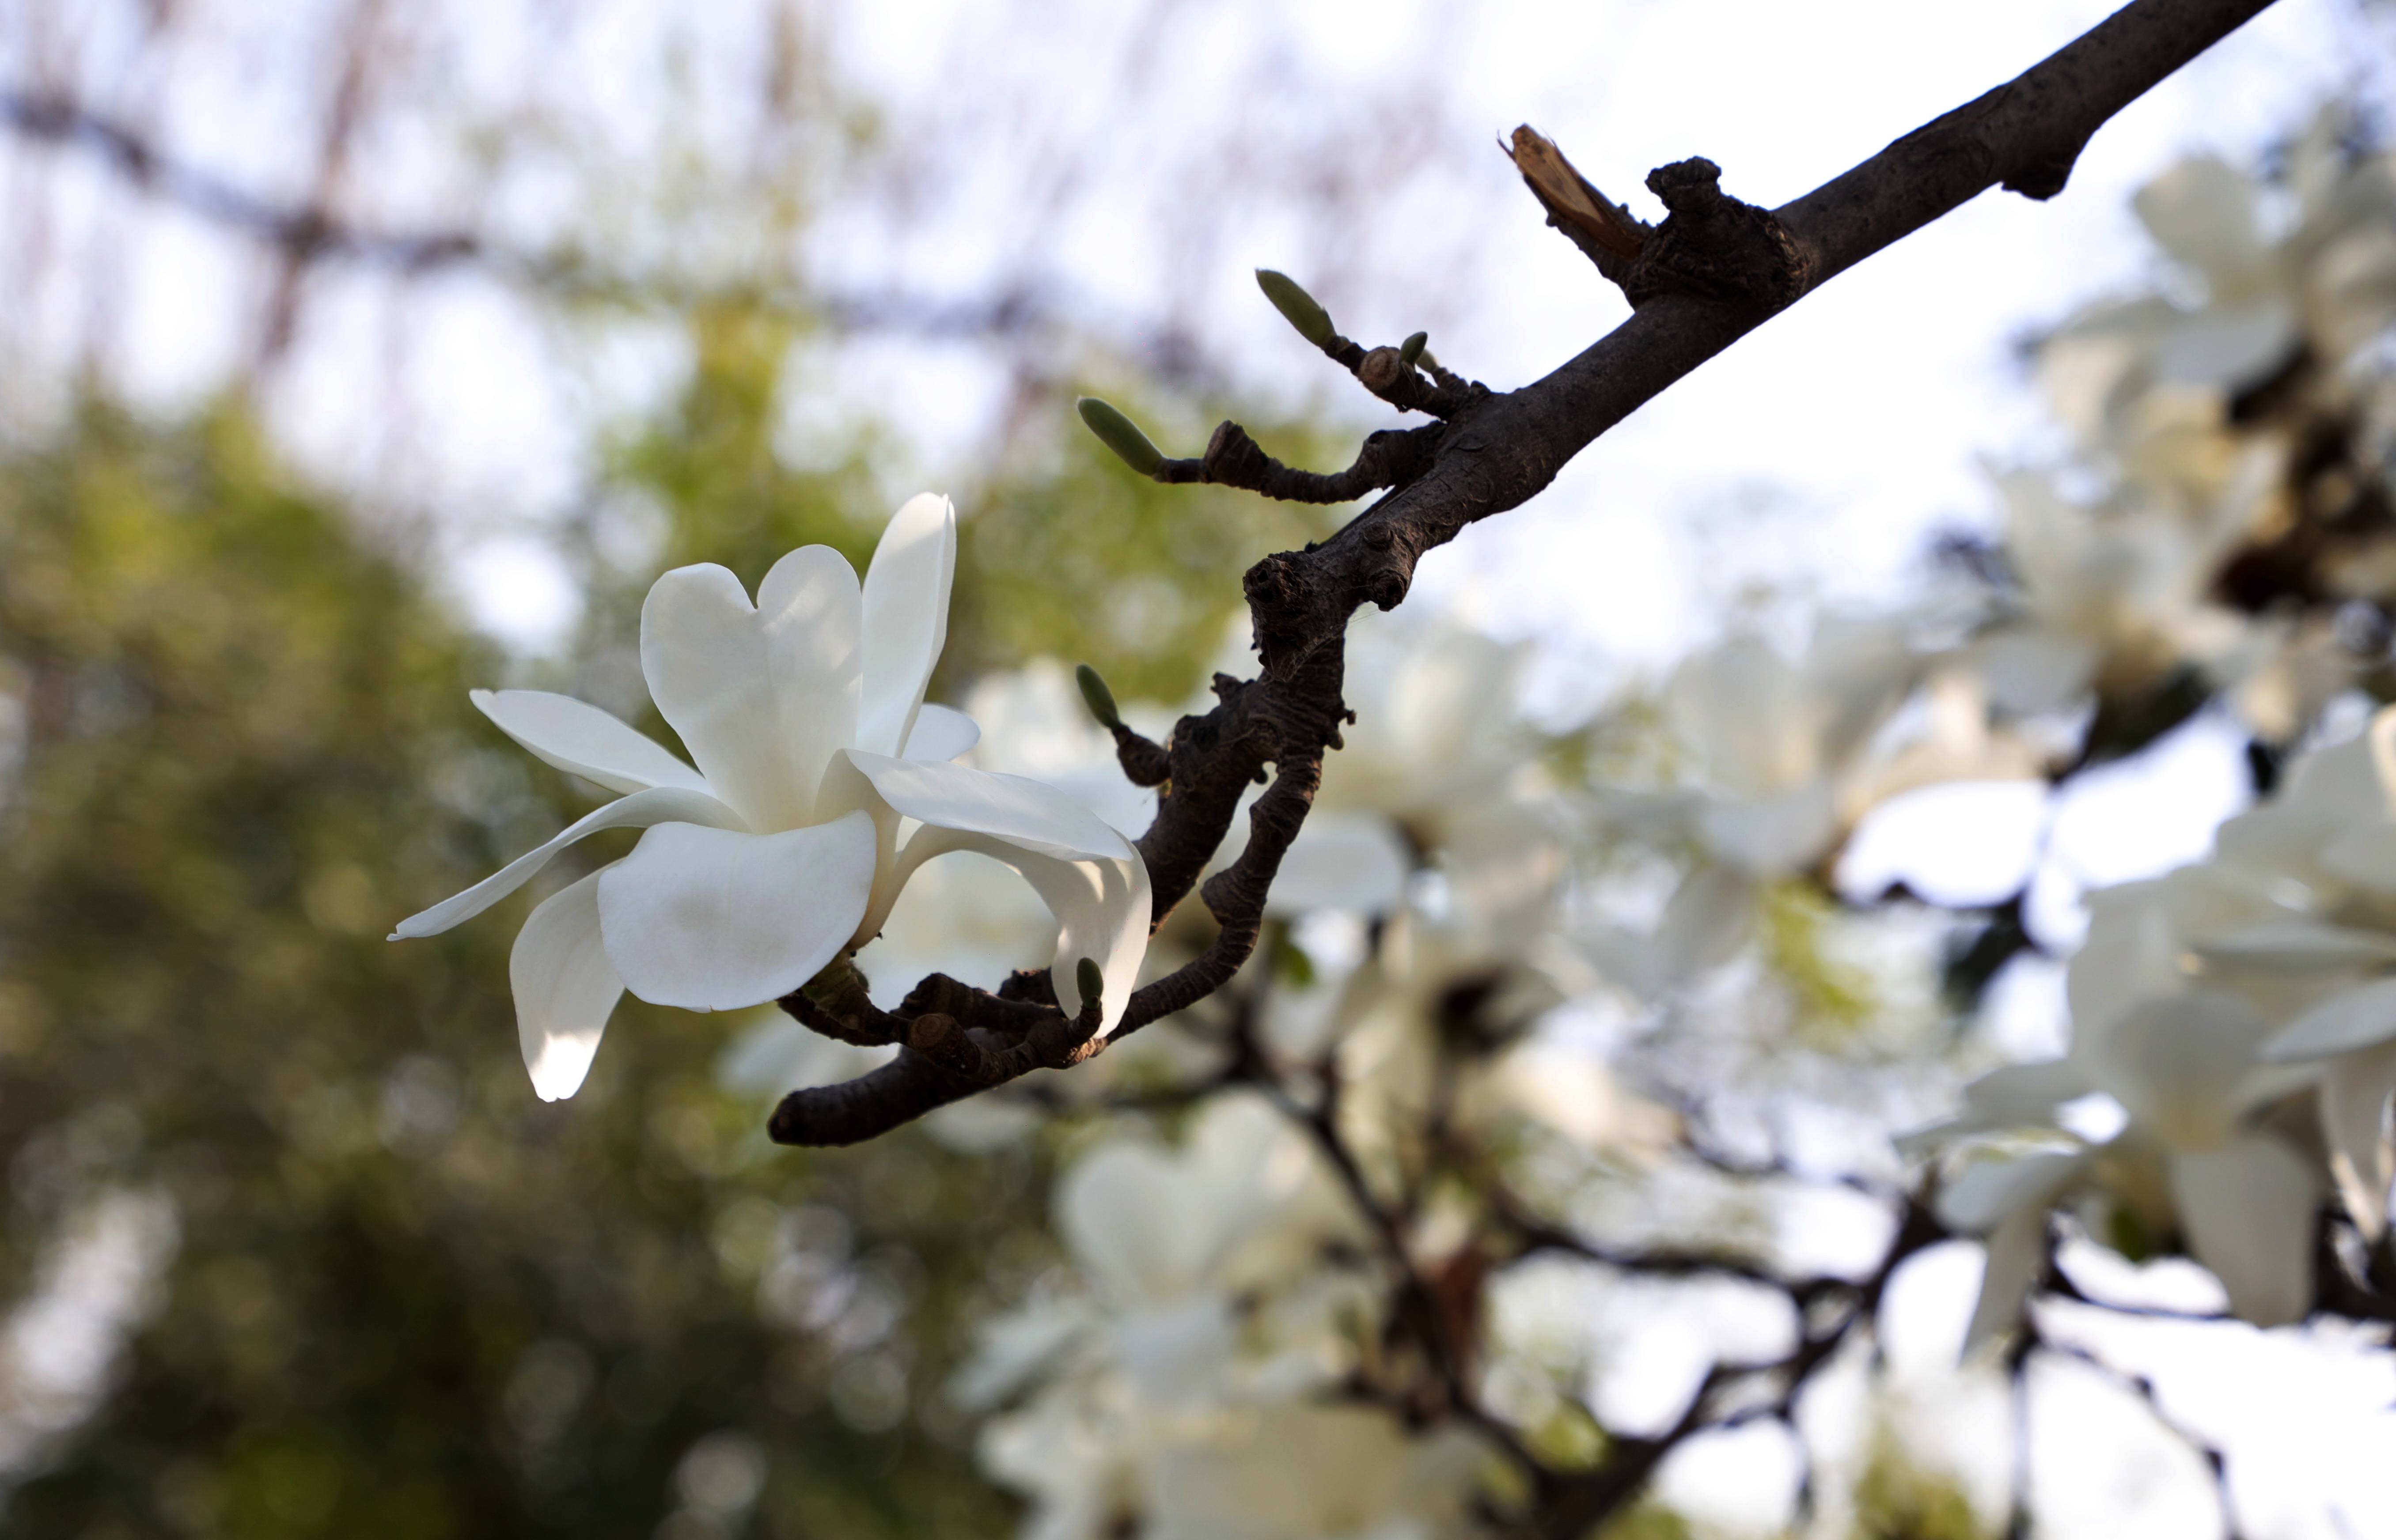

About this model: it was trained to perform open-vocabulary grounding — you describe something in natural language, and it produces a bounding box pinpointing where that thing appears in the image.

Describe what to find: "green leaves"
[1255,269,1336,350]
[1074,663,1122,730]
[1076,397,1166,477]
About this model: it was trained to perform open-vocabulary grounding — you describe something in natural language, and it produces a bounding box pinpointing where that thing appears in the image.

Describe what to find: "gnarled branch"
[768,0,2282,1147]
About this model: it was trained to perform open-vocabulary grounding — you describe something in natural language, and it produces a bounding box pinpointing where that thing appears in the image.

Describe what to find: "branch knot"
[1623,157,1809,311]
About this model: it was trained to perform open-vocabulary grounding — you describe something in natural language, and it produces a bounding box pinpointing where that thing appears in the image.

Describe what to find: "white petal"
[2319,823,2396,893]
[891,825,1151,1036]
[2195,919,2396,972]
[2261,976,2396,1061]
[814,750,906,940]
[756,545,863,812]
[2319,1044,2396,1241]
[857,493,956,756]
[640,563,811,832]
[1939,1148,2087,1234]
[1961,1060,2093,1122]
[597,813,878,1011]
[471,689,709,796]
[1265,813,1412,914]
[509,868,623,1101]
[1899,1060,2094,1156]
[843,749,1130,863]
[2085,991,2279,1150]
[390,787,746,939]
[1651,863,1759,984]
[1966,1202,2052,1358]
[2170,1137,2319,1327]
[1698,781,1836,874]
[903,702,980,762]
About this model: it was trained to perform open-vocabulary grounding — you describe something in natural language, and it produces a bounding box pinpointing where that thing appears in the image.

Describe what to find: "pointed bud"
[1075,664,1122,730]
[1255,269,1336,350]
[1076,957,1104,1010]
[1077,397,1165,476]
[1399,331,1428,366]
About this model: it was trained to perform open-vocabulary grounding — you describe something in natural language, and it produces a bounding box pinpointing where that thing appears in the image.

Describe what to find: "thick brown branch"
[1243,0,2278,675]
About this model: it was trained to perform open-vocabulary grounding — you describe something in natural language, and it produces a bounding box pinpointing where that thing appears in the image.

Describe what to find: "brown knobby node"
[1621,157,1811,310]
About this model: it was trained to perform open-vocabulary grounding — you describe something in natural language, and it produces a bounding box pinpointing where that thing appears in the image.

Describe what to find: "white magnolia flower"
[1212,612,1560,922]
[851,660,1162,1010]
[1926,981,2322,1342]
[1589,619,1984,992]
[2180,712,2396,1238]
[1967,468,2253,717]
[392,495,1150,1101]
[1915,828,2369,1338]
[963,1094,1485,1540]
[2040,122,2396,477]
[1021,1093,1363,1406]
[1980,114,2396,733]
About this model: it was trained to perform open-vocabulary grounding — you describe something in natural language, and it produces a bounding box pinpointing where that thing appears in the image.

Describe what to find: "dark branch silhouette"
[766,0,2285,1146]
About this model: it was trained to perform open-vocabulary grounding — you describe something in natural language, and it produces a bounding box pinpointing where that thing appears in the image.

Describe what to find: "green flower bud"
[1076,957,1104,1010]
[1255,269,1336,349]
[1077,397,1165,476]
[1074,663,1121,730]
[1399,331,1428,366]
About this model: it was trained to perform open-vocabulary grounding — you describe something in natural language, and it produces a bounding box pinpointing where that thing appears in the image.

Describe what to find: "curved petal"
[1961,1060,2094,1122]
[890,825,1150,1036]
[509,867,624,1101]
[1652,862,1759,984]
[2086,990,2278,1150]
[1938,1148,2088,1234]
[843,749,1130,863]
[2262,975,2396,1061]
[640,563,811,832]
[1898,1061,2094,1157]
[815,750,906,938]
[597,812,877,1011]
[903,702,981,763]
[471,689,709,796]
[857,493,956,756]
[1966,1201,2053,1358]
[2319,1043,2396,1241]
[390,786,746,939]
[2195,919,2396,972]
[757,544,862,811]
[2171,1137,2319,1327]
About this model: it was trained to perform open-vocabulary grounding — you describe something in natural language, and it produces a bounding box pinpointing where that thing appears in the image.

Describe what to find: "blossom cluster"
[1918,711,2396,1335]
[390,111,2396,1538]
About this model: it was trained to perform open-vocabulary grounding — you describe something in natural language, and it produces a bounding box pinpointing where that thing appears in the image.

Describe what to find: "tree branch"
[1239,0,2277,674]
[0,89,1246,392]
[766,0,2283,1146]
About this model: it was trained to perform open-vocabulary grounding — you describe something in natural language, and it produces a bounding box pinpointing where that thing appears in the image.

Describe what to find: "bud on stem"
[1076,957,1104,1011]
[1074,664,1122,730]
[1399,331,1428,366]
[1077,397,1166,476]
[1255,269,1336,350]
